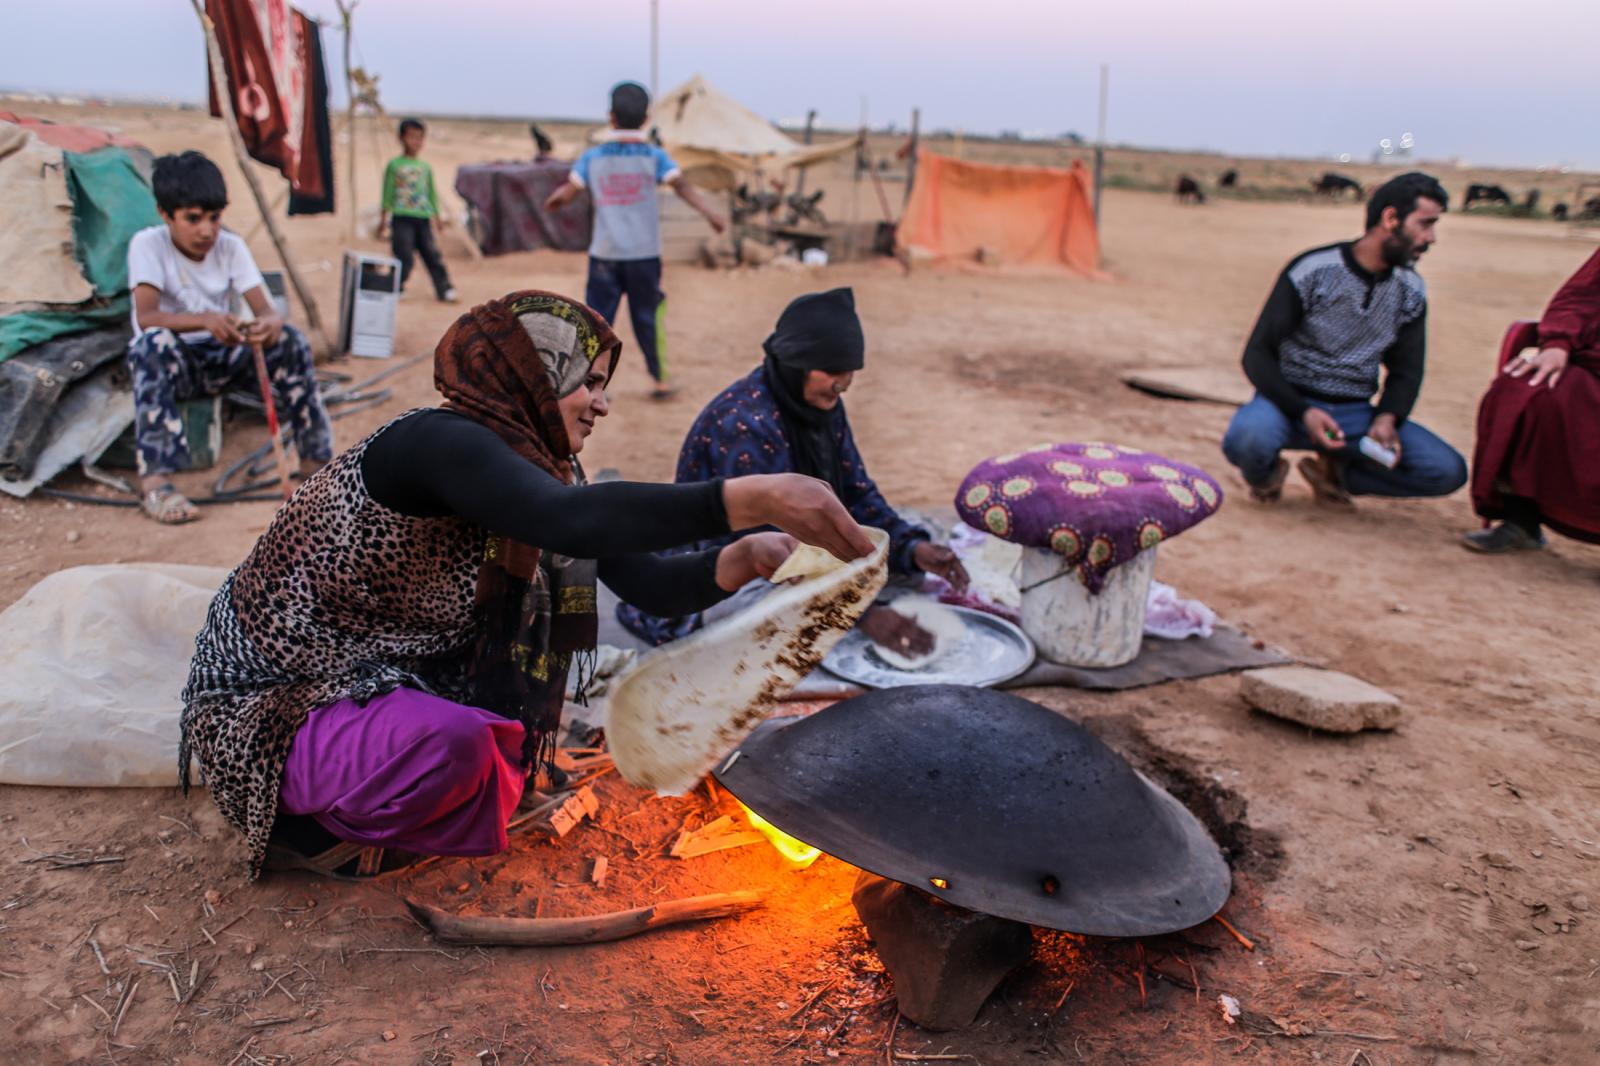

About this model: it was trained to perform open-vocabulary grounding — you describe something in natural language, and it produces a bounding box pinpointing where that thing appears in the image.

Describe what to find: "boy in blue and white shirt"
[547,82,724,398]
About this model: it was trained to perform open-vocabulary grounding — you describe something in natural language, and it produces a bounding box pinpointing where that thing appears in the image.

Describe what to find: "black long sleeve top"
[361,409,733,618]
[1241,242,1428,424]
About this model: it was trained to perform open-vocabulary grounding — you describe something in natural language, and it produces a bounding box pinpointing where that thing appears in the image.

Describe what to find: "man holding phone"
[1221,172,1467,506]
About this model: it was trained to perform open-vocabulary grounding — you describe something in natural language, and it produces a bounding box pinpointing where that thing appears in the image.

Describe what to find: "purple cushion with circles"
[954,443,1224,593]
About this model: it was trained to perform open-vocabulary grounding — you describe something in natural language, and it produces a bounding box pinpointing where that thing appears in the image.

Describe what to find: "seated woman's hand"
[860,605,936,658]
[714,532,800,592]
[1504,346,1569,388]
[912,541,970,595]
[723,474,875,563]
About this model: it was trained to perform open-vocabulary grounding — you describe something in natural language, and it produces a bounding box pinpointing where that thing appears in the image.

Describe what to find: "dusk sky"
[6,0,1597,170]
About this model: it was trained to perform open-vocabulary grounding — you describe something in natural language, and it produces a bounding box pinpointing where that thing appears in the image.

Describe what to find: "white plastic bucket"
[1018,546,1156,668]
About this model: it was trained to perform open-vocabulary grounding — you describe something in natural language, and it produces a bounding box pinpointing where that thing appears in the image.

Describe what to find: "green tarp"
[0,146,159,363]
[66,147,161,296]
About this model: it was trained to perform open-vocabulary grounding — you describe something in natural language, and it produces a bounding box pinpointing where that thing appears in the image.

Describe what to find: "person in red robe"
[1465,248,1600,552]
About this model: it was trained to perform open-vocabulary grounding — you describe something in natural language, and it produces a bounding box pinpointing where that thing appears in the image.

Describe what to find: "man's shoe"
[1297,455,1354,507]
[441,288,460,304]
[1247,458,1290,503]
[1462,523,1545,554]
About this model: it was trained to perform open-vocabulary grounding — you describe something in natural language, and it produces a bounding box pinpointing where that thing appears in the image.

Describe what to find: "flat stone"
[852,871,1032,1031]
[1240,666,1402,733]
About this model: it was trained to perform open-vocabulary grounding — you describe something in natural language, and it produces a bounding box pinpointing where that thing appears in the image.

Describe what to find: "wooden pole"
[1093,63,1109,233]
[243,186,289,243]
[864,147,894,222]
[405,892,765,947]
[335,0,358,246]
[904,106,920,209]
[794,108,817,197]
[191,0,334,356]
[852,95,867,226]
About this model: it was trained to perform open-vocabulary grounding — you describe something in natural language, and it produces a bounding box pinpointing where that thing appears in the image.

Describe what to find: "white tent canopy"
[650,75,859,186]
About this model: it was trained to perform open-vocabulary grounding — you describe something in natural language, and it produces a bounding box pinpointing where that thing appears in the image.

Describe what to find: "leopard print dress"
[181,413,487,878]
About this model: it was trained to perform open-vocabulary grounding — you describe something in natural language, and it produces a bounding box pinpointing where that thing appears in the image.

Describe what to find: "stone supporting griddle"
[852,871,1033,1031]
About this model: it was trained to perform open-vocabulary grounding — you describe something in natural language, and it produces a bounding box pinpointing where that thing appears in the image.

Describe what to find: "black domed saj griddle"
[714,684,1230,937]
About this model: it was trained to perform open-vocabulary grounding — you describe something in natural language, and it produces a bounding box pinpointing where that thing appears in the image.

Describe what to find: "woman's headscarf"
[433,291,622,766]
[761,287,865,497]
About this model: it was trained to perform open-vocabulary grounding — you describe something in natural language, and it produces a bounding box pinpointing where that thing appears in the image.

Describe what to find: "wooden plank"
[406,892,765,946]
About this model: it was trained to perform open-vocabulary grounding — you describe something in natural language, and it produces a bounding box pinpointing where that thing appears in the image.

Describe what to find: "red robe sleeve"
[1538,249,1600,354]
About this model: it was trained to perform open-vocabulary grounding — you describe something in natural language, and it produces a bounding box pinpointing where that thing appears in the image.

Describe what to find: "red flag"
[205,0,329,203]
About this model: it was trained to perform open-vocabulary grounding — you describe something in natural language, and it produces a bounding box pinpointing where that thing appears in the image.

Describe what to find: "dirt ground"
[2,105,1599,1065]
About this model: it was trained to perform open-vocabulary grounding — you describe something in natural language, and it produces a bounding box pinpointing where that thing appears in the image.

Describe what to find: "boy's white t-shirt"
[126,225,265,342]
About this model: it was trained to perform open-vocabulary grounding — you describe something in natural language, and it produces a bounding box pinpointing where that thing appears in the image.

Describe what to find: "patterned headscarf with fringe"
[434,291,622,765]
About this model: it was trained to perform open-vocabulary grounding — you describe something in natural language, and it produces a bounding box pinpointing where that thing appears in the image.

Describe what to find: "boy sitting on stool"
[126,151,333,524]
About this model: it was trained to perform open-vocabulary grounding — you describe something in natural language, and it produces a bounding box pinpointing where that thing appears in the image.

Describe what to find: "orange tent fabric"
[897,151,1101,276]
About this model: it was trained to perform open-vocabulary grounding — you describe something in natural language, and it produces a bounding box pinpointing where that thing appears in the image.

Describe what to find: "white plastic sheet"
[0,564,226,786]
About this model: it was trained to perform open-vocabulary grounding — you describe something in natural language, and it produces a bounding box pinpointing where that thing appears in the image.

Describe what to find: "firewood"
[404,891,764,946]
[668,814,765,858]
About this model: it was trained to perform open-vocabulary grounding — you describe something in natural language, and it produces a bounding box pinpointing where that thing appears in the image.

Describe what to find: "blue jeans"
[585,257,665,383]
[1221,393,1467,498]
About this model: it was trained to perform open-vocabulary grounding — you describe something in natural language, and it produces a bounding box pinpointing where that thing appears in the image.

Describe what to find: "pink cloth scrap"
[280,688,526,856]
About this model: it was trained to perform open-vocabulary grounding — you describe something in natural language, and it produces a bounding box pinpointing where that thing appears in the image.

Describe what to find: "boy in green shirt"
[377,118,457,302]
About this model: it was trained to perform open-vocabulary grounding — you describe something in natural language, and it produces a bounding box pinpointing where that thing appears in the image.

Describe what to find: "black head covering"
[761,288,865,497]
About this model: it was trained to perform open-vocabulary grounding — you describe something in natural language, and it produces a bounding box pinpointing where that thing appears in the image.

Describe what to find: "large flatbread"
[769,542,848,584]
[609,527,889,795]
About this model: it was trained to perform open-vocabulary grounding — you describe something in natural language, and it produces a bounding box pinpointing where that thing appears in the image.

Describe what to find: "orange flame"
[739,802,822,868]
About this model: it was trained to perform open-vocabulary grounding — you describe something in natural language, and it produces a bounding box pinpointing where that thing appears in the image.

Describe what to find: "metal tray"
[821,603,1035,689]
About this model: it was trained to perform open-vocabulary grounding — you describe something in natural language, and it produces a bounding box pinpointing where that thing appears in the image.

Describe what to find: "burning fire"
[739,802,822,868]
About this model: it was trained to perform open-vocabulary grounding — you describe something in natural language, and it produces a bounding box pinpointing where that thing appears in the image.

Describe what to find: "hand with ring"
[1505,346,1569,388]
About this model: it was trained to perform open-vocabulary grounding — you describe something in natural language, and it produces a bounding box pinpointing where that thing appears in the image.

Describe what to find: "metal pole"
[191,0,333,356]
[649,0,659,102]
[1093,63,1108,233]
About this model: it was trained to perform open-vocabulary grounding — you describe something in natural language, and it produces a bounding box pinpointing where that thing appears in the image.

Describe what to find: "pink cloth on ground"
[279,688,527,856]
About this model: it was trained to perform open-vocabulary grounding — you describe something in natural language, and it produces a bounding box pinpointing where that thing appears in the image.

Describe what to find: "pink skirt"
[279,688,527,856]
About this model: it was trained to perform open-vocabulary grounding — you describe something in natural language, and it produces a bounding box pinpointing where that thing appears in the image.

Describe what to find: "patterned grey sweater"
[1241,242,1427,421]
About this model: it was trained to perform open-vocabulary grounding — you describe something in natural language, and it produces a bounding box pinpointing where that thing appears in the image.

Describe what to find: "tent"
[0,115,159,361]
[0,114,160,494]
[652,75,859,190]
[896,151,1102,276]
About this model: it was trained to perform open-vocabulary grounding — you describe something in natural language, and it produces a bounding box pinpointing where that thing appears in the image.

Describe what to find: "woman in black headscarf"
[619,288,968,648]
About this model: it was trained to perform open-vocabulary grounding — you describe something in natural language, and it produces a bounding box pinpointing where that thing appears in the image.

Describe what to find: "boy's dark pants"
[391,216,452,298]
[126,325,333,478]
[585,256,666,383]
